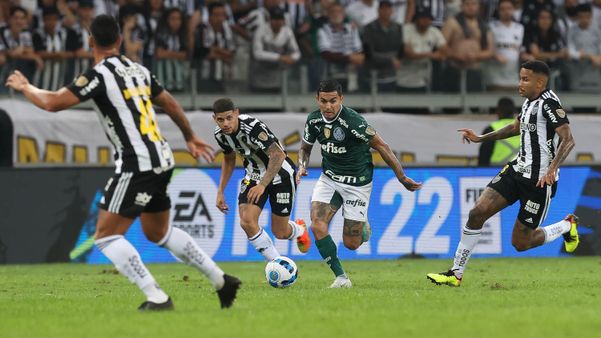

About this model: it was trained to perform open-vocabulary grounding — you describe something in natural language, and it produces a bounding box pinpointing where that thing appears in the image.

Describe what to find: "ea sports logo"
[168,169,224,257]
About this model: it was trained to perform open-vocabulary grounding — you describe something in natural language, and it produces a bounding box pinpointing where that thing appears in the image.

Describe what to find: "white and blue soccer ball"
[265,256,298,288]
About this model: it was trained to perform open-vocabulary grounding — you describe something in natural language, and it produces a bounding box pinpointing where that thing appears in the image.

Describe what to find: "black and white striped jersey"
[511,89,569,182]
[67,55,174,174]
[214,114,295,185]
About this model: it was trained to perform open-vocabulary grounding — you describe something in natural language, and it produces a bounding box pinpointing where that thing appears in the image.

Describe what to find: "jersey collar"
[321,106,343,124]
[527,88,550,103]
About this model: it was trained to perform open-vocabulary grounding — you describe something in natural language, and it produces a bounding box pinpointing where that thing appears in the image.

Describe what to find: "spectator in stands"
[362,1,403,92]
[235,0,283,41]
[523,9,567,71]
[250,7,300,92]
[478,97,519,166]
[71,0,95,77]
[520,0,555,32]
[140,0,165,69]
[567,4,601,68]
[388,0,412,24]
[557,0,579,42]
[441,0,493,92]
[346,0,379,30]
[318,2,364,91]
[230,0,259,21]
[192,2,236,92]
[155,7,188,92]
[409,0,446,28]
[397,6,446,92]
[486,0,525,91]
[0,6,42,85]
[119,5,145,62]
[593,0,601,32]
[32,6,81,90]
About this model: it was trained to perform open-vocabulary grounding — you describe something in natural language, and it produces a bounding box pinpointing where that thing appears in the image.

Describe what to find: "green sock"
[315,235,346,277]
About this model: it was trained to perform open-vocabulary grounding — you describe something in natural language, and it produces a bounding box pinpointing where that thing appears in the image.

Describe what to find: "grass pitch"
[1,258,600,338]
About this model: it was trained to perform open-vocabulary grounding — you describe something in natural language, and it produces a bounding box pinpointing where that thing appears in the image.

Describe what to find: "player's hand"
[216,191,229,214]
[457,128,482,144]
[296,166,307,185]
[536,168,557,188]
[186,135,214,163]
[400,176,422,192]
[247,183,266,204]
[5,70,29,91]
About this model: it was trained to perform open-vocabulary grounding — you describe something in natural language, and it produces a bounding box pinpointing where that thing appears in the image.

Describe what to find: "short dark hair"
[317,79,342,96]
[42,6,60,17]
[379,0,393,8]
[577,3,592,13]
[213,98,236,114]
[91,14,120,47]
[9,6,27,17]
[521,60,550,78]
[496,97,515,118]
[208,2,225,15]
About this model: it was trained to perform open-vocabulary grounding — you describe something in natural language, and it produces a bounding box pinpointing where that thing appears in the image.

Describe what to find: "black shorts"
[100,169,173,218]
[487,165,557,229]
[238,175,296,217]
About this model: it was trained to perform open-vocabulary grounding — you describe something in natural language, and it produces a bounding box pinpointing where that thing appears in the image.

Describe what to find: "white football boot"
[329,275,352,288]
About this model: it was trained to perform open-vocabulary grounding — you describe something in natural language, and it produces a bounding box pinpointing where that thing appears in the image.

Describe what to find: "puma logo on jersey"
[321,142,347,154]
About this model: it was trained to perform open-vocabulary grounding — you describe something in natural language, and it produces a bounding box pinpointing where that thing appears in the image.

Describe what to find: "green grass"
[1,258,600,338]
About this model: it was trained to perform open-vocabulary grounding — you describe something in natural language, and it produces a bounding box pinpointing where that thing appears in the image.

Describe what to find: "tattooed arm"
[246,143,286,204]
[369,134,422,191]
[537,124,575,187]
[296,140,313,184]
[458,118,520,143]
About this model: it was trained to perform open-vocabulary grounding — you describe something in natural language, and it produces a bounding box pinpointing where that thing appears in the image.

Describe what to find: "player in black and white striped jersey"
[212,98,312,262]
[428,60,580,287]
[6,14,241,310]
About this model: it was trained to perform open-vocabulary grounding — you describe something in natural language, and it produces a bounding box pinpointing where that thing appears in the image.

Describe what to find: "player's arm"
[296,140,313,184]
[537,103,574,187]
[153,88,214,163]
[5,70,80,112]
[458,118,519,143]
[258,143,286,188]
[216,150,236,213]
[369,134,422,192]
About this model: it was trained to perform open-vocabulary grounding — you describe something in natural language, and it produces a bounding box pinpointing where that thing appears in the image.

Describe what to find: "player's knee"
[511,239,530,252]
[143,226,167,243]
[310,220,328,239]
[467,205,487,228]
[271,226,289,240]
[343,236,361,250]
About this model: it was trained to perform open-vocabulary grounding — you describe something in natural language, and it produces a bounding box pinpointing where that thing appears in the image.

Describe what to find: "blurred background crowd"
[1,0,601,95]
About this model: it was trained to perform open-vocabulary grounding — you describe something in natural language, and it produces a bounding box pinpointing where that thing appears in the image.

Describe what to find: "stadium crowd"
[0,0,601,94]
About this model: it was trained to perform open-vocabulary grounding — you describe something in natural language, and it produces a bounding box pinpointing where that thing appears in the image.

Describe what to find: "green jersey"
[303,106,376,186]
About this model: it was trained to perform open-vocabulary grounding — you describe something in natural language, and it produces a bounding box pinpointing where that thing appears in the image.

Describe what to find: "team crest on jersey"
[75,76,88,87]
[258,132,269,141]
[365,125,376,136]
[323,127,331,139]
[556,109,566,118]
[333,127,345,141]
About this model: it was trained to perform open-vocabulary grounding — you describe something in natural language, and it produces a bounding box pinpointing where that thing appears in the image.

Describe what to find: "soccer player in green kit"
[296,80,422,288]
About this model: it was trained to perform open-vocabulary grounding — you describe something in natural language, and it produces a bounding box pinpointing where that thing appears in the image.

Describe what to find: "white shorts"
[311,173,372,222]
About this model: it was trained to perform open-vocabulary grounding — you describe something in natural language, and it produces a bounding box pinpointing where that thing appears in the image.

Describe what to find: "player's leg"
[339,181,373,250]
[267,178,311,253]
[141,211,240,309]
[511,182,579,252]
[428,187,510,286]
[310,176,349,286]
[238,179,280,260]
[94,173,172,310]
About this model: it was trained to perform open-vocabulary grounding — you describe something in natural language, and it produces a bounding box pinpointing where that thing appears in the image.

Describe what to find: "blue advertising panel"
[72,167,593,263]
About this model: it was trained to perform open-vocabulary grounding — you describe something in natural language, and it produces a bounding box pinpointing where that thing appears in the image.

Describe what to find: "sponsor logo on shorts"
[525,200,540,214]
[134,192,153,206]
[276,192,290,204]
[525,217,534,223]
[346,199,366,207]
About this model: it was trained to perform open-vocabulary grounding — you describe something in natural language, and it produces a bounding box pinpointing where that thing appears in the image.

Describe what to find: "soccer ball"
[265,256,298,288]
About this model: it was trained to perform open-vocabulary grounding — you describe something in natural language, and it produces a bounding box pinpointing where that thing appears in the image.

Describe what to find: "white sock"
[249,228,280,261]
[287,220,305,240]
[542,220,571,244]
[158,227,225,290]
[96,235,168,303]
[451,225,482,278]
